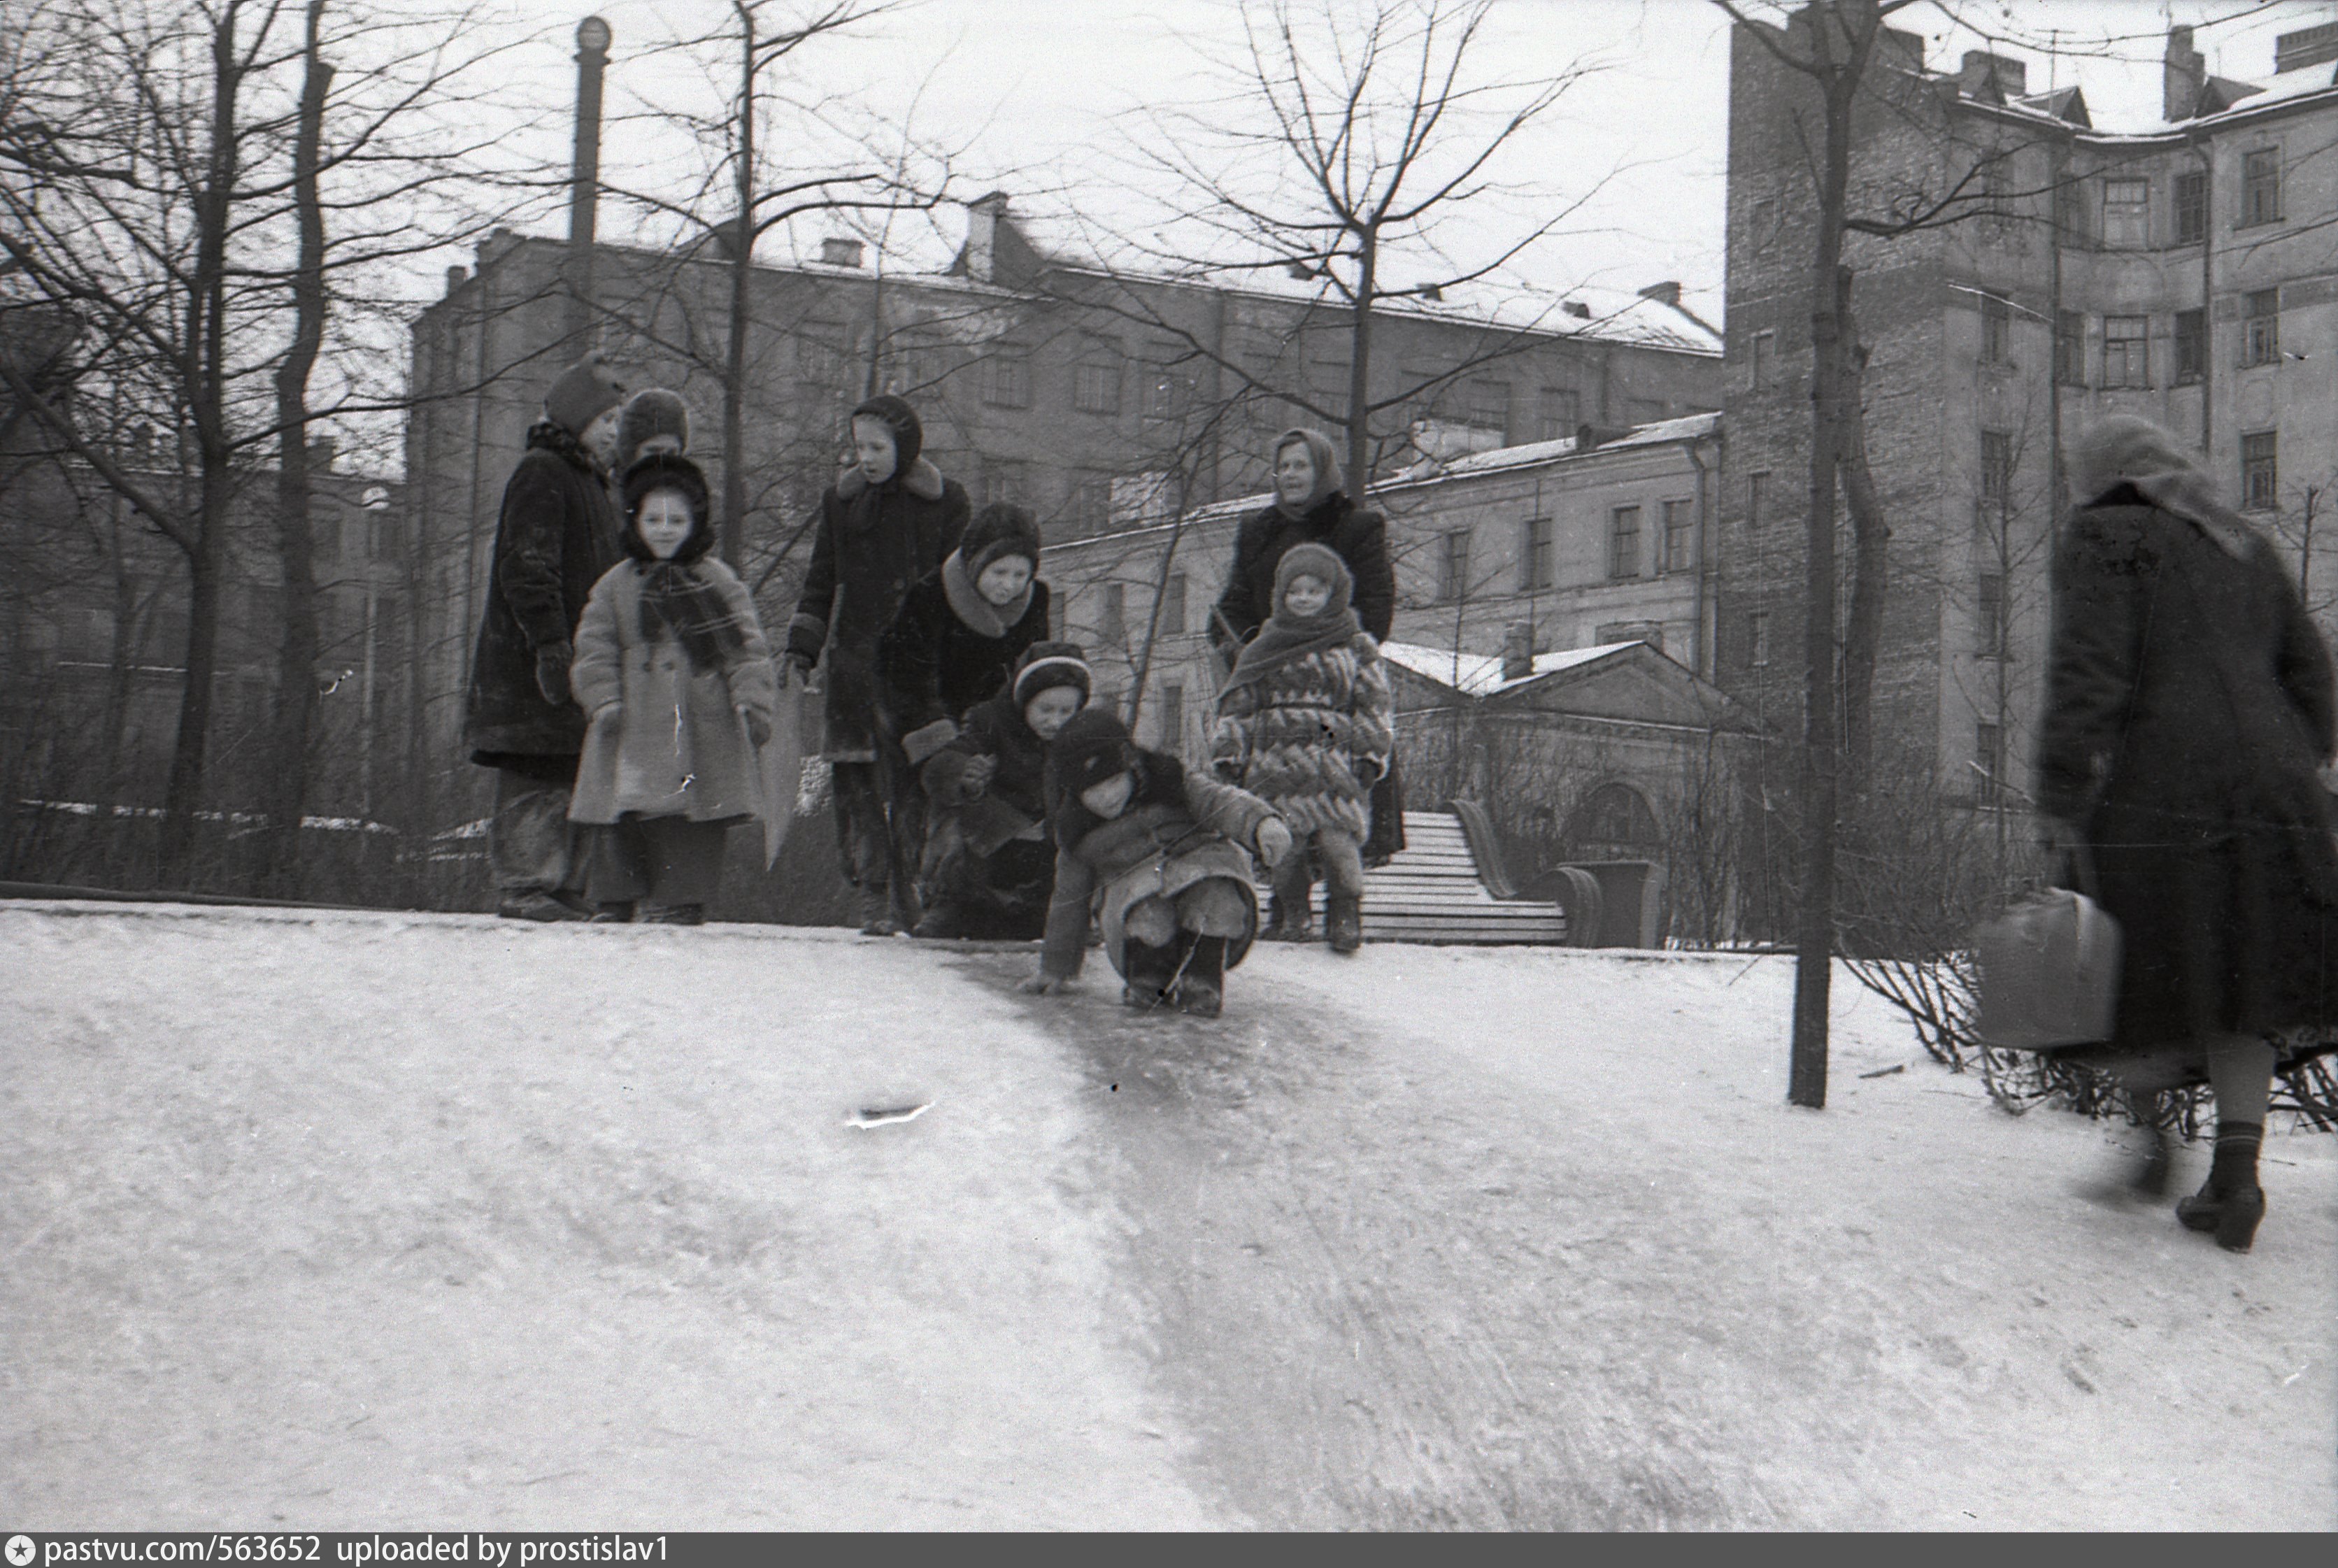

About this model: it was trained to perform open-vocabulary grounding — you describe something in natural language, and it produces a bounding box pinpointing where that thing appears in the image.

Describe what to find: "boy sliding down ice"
[1021,708,1293,1018]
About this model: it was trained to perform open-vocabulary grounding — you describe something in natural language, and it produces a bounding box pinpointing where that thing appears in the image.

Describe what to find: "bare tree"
[1085,0,1599,497]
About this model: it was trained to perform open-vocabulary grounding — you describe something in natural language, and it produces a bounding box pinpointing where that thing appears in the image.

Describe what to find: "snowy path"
[3,904,2332,1530]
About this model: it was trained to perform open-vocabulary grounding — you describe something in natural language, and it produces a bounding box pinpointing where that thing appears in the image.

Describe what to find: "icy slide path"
[1,903,2332,1529]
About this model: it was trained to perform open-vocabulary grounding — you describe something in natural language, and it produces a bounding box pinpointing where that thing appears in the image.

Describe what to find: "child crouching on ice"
[568,453,779,925]
[1210,542,1392,954]
[1020,708,1293,1017]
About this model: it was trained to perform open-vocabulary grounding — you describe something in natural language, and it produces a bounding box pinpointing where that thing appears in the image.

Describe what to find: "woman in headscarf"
[1208,427,1405,890]
[2036,414,2337,1253]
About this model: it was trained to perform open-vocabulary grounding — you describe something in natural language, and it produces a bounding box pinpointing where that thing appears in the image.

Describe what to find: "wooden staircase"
[1283,810,1567,945]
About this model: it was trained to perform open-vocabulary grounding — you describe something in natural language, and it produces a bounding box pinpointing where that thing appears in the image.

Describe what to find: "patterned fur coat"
[1210,633,1394,839]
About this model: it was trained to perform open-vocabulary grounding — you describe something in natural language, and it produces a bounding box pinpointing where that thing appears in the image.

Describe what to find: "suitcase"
[1971,885,2122,1050]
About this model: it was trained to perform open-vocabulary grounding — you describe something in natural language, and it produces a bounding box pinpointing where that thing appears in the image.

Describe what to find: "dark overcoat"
[877,569,1051,751]
[785,457,969,756]
[2036,493,2338,1062]
[924,693,1053,829]
[464,423,622,762]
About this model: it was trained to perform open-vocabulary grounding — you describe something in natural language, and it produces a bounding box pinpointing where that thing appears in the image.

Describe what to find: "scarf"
[636,560,750,673]
[1271,427,1345,522]
[525,419,604,478]
[2069,415,2256,560]
[940,548,1032,639]
[1223,543,1364,692]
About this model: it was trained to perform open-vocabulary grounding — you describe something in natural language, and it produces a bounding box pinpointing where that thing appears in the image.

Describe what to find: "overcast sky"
[425,0,2337,323]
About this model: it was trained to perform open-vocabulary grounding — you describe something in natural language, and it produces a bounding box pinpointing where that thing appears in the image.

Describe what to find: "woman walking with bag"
[2037,415,2338,1252]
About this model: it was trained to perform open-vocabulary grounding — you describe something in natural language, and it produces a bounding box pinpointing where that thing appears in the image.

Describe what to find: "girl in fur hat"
[1210,542,1392,953]
[1021,707,1293,1018]
[567,454,779,925]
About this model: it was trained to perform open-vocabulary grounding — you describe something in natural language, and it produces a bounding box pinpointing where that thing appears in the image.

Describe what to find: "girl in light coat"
[569,454,778,924]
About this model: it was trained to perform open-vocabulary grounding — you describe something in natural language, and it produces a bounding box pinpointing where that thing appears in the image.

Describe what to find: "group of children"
[550,381,1394,1016]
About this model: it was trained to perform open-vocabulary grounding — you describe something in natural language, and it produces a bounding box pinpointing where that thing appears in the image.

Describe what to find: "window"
[2101,178,2149,247]
[1537,386,1581,441]
[1098,583,1127,643]
[1748,470,1769,529]
[1520,516,1555,592]
[1308,355,1353,422]
[1438,529,1473,603]
[2244,289,2279,366]
[2102,315,2148,387]
[1071,357,1120,415]
[2055,177,2090,246]
[979,461,1029,508]
[981,345,1030,408]
[1748,611,1771,669]
[2241,148,2281,227]
[1976,722,2006,806]
[797,323,849,383]
[1981,294,2011,366]
[1751,330,1775,390]
[1662,499,1696,574]
[311,514,342,558]
[2175,171,2207,244]
[1066,471,1113,530]
[1467,379,1512,439]
[1980,431,2013,507]
[1976,572,2006,658]
[2055,311,2086,385]
[1141,343,1190,420]
[1159,683,1185,751]
[2175,310,2205,384]
[1608,506,1643,580]
[1160,573,1187,636]
[2241,432,2278,511]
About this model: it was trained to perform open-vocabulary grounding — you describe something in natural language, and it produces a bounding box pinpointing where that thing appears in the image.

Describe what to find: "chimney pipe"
[565,16,612,350]
[1637,281,1683,307]
[963,192,1009,284]
[2164,24,2205,122]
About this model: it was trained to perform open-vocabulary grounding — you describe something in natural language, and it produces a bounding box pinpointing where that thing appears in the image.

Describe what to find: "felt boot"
[1122,938,1177,1011]
[1174,936,1226,1018]
[1325,895,1362,955]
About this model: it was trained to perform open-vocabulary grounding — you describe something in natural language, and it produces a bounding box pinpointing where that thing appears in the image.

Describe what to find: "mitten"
[1255,817,1295,869]
[534,640,574,706]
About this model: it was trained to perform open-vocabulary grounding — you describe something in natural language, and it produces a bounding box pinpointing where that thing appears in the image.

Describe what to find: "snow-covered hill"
[2,903,2330,1529]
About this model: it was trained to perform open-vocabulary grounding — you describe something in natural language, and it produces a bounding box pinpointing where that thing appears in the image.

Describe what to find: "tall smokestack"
[566,16,612,349]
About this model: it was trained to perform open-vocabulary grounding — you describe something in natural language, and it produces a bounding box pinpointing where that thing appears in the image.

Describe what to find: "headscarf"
[620,455,748,673]
[1271,427,1344,521]
[2069,415,2256,560]
[850,393,924,475]
[1222,542,1364,691]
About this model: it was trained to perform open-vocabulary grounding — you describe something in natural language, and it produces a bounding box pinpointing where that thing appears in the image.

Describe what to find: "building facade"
[1720,10,2338,813]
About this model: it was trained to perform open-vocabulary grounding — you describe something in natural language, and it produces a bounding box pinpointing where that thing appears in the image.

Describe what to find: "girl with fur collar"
[878,502,1051,771]
[1021,708,1293,1018]
[568,454,779,925]
[1211,543,1392,953]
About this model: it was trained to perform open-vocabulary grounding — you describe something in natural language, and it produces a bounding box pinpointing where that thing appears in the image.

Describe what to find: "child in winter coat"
[1022,708,1294,1018]
[878,502,1050,774]
[915,641,1091,940]
[567,454,779,925]
[1210,542,1392,953]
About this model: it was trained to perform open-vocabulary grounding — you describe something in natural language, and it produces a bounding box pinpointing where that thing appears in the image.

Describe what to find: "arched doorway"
[1562,782,1662,862]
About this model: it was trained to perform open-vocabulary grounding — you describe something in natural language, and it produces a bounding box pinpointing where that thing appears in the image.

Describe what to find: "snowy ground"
[1,902,2330,1530]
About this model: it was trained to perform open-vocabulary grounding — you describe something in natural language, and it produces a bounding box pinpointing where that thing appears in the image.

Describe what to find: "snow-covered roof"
[1947,57,2338,141]
[1379,640,1642,697]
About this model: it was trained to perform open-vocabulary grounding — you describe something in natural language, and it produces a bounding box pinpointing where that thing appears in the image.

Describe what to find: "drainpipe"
[2193,134,2214,460]
[1683,432,1713,679]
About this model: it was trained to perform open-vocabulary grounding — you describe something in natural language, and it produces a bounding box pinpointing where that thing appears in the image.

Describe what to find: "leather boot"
[2176,1121,2266,1252]
[1325,895,1362,955]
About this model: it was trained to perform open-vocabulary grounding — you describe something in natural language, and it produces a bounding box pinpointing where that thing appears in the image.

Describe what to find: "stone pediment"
[1381,639,1761,734]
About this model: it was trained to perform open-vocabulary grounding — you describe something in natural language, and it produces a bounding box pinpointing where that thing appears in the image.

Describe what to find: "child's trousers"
[589,815,730,910]
[1274,826,1366,915]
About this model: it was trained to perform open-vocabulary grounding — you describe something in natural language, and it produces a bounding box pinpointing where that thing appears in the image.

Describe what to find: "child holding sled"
[1209,542,1392,953]
[915,641,1091,940]
[1021,708,1293,1018]
[568,453,779,925]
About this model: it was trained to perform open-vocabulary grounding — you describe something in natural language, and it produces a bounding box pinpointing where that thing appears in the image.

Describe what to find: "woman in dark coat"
[877,502,1050,768]
[783,394,969,934]
[463,352,627,921]
[1208,427,1406,876]
[2037,415,2338,1253]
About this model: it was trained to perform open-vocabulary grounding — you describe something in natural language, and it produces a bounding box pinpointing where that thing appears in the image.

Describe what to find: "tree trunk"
[262,1,333,899]
[157,2,243,888]
[1837,274,1888,792]
[720,6,755,569]
[1346,229,1377,499]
